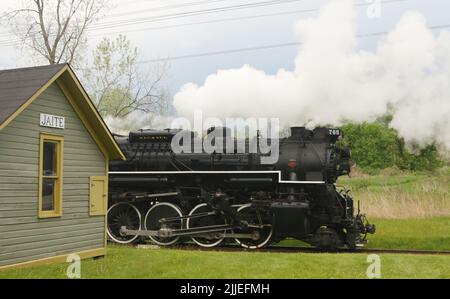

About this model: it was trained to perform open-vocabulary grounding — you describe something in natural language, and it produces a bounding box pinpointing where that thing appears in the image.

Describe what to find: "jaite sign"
[39,113,65,129]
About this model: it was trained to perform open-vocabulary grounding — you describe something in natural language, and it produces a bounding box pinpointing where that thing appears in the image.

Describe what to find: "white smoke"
[173,0,450,150]
[105,111,175,135]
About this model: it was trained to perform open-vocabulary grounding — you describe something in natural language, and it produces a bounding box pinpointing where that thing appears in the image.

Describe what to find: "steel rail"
[138,244,450,256]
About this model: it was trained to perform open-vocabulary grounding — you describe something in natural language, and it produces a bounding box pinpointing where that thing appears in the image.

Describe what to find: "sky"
[0,0,449,95]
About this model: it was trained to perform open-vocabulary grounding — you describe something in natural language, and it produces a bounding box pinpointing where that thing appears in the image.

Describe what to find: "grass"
[1,217,449,279]
[336,167,450,219]
[366,217,450,250]
[0,244,449,279]
[278,217,450,251]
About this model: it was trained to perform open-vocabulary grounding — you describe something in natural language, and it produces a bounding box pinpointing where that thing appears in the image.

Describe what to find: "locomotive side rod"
[158,204,252,224]
[121,224,232,237]
[120,226,260,240]
[159,211,216,223]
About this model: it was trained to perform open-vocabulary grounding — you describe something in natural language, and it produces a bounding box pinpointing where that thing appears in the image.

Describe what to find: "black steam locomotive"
[107,126,375,249]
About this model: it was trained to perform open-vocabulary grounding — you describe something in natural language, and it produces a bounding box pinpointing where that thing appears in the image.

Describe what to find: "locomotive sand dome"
[107,126,375,249]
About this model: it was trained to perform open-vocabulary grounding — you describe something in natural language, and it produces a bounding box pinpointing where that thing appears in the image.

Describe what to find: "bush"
[339,123,442,171]
[400,145,443,171]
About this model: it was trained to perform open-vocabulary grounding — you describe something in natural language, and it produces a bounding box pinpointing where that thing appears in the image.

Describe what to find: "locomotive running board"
[120,226,260,240]
[109,170,326,184]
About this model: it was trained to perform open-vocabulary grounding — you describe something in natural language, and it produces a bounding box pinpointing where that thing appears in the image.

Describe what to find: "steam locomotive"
[107,126,375,249]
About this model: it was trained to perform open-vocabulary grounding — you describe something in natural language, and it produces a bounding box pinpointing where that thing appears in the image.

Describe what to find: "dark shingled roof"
[0,63,66,125]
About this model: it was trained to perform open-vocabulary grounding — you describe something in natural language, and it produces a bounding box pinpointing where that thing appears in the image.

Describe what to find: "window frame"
[38,133,64,218]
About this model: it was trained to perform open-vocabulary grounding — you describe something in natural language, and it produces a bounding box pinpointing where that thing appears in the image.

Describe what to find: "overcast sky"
[0,0,449,94]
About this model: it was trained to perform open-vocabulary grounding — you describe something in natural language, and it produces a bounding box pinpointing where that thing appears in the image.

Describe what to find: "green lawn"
[366,217,450,250]
[278,217,450,251]
[1,217,449,279]
[0,244,449,279]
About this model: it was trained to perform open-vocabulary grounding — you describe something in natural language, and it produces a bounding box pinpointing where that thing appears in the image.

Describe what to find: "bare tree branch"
[3,0,109,66]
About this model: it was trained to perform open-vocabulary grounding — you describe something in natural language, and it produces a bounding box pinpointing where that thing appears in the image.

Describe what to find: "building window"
[39,133,63,218]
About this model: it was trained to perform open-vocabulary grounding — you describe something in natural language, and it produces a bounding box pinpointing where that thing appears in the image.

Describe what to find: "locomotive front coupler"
[355,201,376,235]
[359,215,376,235]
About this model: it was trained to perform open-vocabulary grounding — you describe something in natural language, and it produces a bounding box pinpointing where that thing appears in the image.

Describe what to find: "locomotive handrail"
[108,170,326,184]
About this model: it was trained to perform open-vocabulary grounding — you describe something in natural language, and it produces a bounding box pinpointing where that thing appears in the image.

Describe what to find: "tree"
[339,122,442,171]
[3,0,109,66]
[340,123,401,170]
[85,35,169,118]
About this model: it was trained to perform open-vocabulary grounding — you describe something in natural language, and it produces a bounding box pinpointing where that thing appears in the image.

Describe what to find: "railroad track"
[135,243,450,256]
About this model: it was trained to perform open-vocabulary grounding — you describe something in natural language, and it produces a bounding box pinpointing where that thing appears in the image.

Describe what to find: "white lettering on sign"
[39,113,65,129]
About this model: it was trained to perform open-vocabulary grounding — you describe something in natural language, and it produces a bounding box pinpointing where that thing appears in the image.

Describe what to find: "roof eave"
[59,66,126,161]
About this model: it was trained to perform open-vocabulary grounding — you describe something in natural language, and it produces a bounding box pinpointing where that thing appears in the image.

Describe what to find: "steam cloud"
[105,112,174,135]
[173,0,450,150]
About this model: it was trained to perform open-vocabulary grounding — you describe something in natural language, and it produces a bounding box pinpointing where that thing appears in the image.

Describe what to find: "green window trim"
[38,133,64,218]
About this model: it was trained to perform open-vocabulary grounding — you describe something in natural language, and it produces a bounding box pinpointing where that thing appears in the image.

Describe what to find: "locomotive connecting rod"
[158,211,216,223]
[120,226,260,240]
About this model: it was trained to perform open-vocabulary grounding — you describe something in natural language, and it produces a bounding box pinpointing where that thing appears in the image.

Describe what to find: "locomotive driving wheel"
[107,202,141,244]
[234,204,273,249]
[144,202,183,246]
[186,203,227,248]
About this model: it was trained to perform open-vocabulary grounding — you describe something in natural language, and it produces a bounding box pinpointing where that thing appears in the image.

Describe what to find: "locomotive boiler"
[107,126,375,249]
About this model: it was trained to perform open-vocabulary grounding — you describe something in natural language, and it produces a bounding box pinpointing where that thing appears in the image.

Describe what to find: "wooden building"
[0,64,125,270]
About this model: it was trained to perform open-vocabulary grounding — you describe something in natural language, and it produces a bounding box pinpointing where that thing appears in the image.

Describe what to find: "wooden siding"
[0,83,106,267]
